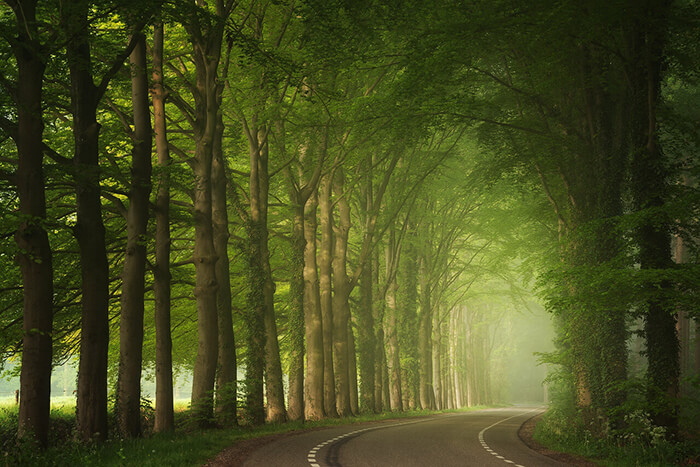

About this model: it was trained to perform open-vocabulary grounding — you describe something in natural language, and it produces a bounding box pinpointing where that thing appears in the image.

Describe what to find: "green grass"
[0,401,490,466]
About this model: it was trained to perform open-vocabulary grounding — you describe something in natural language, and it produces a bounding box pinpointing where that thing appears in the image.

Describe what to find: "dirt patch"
[518,413,600,466]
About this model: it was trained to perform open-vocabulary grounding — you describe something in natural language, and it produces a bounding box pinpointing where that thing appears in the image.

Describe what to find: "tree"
[6,0,54,447]
[60,0,142,440]
[151,20,174,434]
[117,31,153,438]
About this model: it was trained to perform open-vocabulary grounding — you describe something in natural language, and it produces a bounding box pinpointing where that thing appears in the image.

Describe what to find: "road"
[243,407,571,466]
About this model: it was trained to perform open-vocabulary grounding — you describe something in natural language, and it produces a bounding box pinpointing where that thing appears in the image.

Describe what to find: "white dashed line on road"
[306,415,459,466]
[478,408,539,467]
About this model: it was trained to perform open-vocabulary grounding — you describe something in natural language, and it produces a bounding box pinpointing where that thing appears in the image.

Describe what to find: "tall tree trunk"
[151,21,174,433]
[674,233,691,396]
[629,1,678,430]
[212,111,237,425]
[11,0,53,446]
[358,246,376,413]
[117,32,152,438]
[304,191,325,420]
[257,138,287,423]
[374,327,385,413]
[356,156,375,413]
[189,45,222,427]
[319,172,337,417]
[399,230,419,410]
[418,254,434,410]
[332,168,352,416]
[373,251,385,413]
[385,236,402,411]
[287,194,306,421]
[432,316,442,410]
[244,195,266,425]
[348,321,359,415]
[62,1,111,441]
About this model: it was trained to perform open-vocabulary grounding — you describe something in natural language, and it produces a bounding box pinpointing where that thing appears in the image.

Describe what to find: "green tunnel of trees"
[1,0,699,451]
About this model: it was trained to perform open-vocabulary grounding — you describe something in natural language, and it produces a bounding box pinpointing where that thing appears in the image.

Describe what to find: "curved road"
[243,407,570,466]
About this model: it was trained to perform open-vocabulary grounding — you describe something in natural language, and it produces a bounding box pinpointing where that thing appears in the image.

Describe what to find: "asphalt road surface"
[243,406,571,466]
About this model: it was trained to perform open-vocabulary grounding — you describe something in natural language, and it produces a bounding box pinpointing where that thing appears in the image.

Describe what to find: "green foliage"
[535,403,700,466]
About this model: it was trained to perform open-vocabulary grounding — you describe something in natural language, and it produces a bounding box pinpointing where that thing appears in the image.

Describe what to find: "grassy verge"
[1,404,490,466]
[532,408,700,467]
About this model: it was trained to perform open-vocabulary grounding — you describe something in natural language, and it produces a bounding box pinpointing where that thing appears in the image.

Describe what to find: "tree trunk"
[399,231,419,410]
[356,157,375,413]
[385,237,402,411]
[418,254,434,410]
[256,137,287,423]
[348,321,359,415]
[287,195,305,421]
[432,316,442,410]
[332,168,352,416]
[304,191,325,420]
[11,0,53,447]
[319,172,337,417]
[117,32,152,438]
[628,2,678,430]
[374,327,385,412]
[244,202,266,425]
[151,21,174,434]
[189,46,221,427]
[358,245,376,413]
[373,250,385,413]
[212,110,237,425]
[62,1,111,441]
[674,234,691,396]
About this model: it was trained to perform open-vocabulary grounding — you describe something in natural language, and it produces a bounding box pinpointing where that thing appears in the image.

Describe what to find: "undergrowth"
[533,394,700,466]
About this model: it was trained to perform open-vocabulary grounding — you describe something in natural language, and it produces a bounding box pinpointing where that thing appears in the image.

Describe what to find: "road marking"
[306,414,459,466]
[478,408,540,467]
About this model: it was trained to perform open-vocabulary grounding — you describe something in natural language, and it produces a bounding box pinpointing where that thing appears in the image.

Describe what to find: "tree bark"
[287,193,306,421]
[318,172,337,417]
[348,321,359,415]
[11,0,54,447]
[117,32,152,438]
[399,230,419,410]
[188,29,222,426]
[357,157,376,413]
[332,168,352,416]
[304,191,325,420]
[418,253,434,410]
[432,315,442,410]
[255,136,287,423]
[151,21,174,434]
[629,1,678,429]
[62,0,111,441]
[212,110,237,425]
[358,242,376,413]
[385,235,402,411]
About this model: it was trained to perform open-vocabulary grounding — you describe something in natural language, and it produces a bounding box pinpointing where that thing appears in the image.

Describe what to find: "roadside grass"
[533,408,700,467]
[0,400,490,466]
